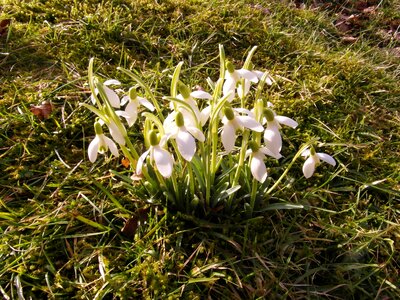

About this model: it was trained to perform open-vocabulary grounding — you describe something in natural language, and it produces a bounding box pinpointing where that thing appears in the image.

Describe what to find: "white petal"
[237,116,264,132]
[88,136,100,163]
[104,79,121,86]
[237,69,258,82]
[138,97,155,111]
[200,105,211,126]
[190,90,212,99]
[237,80,251,98]
[259,146,282,160]
[120,95,130,106]
[221,123,236,153]
[187,98,201,117]
[186,126,205,142]
[136,149,150,175]
[253,70,265,79]
[301,149,310,157]
[251,152,268,183]
[275,116,298,128]
[233,107,254,117]
[303,156,316,179]
[176,130,196,161]
[223,78,236,100]
[108,121,126,145]
[317,153,336,166]
[153,146,174,178]
[104,85,120,108]
[91,94,97,105]
[104,136,119,157]
[264,127,282,154]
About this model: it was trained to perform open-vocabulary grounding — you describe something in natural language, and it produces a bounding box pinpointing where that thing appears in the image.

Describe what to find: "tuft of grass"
[1,0,399,298]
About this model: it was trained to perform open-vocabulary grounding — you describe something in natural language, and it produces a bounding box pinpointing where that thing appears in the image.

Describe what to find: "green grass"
[1,0,399,298]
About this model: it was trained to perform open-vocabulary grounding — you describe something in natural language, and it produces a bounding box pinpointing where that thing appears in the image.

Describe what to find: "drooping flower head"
[263,108,298,155]
[221,107,264,153]
[246,141,282,183]
[117,87,155,127]
[88,121,119,163]
[223,61,259,102]
[302,146,336,178]
[136,130,174,178]
[91,79,122,108]
[172,82,212,127]
[162,111,205,162]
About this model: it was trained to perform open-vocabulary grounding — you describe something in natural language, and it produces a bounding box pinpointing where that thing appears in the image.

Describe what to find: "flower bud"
[129,87,137,100]
[94,121,103,135]
[175,112,184,127]
[264,108,275,122]
[248,141,260,152]
[224,107,235,121]
[226,61,235,73]
[149,130,159,146]
[178,82,191,99]
[310,146,316,156]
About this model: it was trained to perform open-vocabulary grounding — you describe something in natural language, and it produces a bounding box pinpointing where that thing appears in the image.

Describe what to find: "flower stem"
[227,130,249,209]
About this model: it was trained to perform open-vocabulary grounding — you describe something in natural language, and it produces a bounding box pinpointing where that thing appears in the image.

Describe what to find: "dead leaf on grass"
[30,101,54,120]
[0,19,11,37]
[341,36,358,43]
[121,207,149,239]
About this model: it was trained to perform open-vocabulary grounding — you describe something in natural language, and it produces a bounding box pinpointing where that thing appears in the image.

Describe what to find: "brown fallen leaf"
[30,101,54,120]
[0,19,11,37]
[121,157,130,168]
[341,36,358,44]
[121,207,149,239]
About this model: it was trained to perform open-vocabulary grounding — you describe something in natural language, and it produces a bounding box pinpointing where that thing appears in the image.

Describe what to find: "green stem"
[227,130,250,209]
[266,140,315,195]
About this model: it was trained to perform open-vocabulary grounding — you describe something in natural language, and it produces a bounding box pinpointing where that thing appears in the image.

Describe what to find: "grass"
[1,0,399,298]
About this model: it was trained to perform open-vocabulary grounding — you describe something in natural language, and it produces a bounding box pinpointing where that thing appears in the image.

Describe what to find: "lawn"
[1,0,399,299]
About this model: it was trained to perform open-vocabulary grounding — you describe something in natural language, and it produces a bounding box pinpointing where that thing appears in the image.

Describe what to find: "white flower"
[88,122,119,163]
[162,112,205,161]
[173,85,212,127]
[263,109,298,155]
[91,79,121,108]
[237,70,274,100]
[136,131,174,178]
[246,142,282,183]
[98,119,126,146]
[302,147,336,179]
[117,88,155,127]
[223,61,258,101]
[221,107,264,153]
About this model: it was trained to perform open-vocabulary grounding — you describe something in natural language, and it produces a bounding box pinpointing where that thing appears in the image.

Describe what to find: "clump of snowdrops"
[82,45,336,216]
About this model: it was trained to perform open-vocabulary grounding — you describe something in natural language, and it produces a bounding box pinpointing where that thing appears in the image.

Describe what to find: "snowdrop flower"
[97,118,126,146]
[246,141,282,183]
[91,79,121,108]
[302,146,336,179]
[173,83,212,126]
[238,68,275,99]
[117,87,154,127]
[223,61,258,101]
[136,130,174,178]
[263,108,298,155]
[162,112,205,161]
[221,107,264,153]
[88,122,119,163]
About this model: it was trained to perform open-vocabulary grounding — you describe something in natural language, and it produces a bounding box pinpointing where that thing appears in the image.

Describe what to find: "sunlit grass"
[1,0,399,298]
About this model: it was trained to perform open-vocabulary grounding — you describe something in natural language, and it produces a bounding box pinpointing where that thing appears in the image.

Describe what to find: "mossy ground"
[1,0,399,299]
